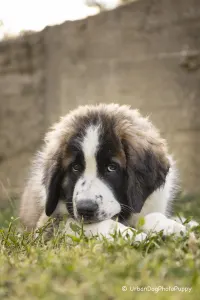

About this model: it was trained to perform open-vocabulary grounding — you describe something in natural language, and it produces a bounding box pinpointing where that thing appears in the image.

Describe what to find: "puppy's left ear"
[125,143,170,213]
[43,162,64,217]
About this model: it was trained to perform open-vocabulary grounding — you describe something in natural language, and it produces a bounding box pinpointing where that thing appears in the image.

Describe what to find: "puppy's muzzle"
[76,200,98,222]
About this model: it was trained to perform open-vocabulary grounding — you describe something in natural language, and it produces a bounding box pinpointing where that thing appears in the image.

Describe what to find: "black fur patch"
[123,140,170,214]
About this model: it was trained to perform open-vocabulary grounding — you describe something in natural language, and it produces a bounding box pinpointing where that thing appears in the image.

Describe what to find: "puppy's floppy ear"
[43,161,64,217]
[125,142,170,213]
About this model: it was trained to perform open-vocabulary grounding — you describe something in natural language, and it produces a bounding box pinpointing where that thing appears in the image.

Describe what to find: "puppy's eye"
[72,163,82,173]
[107,163,118,172]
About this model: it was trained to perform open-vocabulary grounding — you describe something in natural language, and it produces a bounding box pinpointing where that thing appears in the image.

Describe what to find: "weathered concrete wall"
[0,33,45,203]
[0,0,200,205]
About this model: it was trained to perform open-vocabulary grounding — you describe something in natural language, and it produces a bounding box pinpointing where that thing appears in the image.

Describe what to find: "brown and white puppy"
[20,104,189,240]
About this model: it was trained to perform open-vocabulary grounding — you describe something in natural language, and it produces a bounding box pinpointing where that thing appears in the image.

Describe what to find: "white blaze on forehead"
[73,124,121,221]
[81,125,100,175]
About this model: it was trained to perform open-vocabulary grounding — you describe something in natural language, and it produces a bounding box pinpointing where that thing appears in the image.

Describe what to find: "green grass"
[0,195,200,300]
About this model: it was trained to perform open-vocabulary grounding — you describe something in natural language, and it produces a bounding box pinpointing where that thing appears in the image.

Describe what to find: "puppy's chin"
[75,217,102,224]
[75,215,112,224]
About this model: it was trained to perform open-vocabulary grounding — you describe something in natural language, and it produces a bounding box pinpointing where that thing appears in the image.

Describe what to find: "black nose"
[77,200,98,219]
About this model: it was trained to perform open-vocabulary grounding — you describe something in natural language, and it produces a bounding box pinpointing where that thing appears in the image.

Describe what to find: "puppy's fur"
[20,104,189,239]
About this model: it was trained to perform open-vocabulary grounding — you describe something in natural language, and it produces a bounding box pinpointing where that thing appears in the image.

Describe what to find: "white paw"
[83,220,134,239]
[64,218,147,242]
[186,220,199,229]
[142,213,186,236]
[134,232,148,242]
[162,220,186,235]
[173,216,199,229]
[114,222,147,242]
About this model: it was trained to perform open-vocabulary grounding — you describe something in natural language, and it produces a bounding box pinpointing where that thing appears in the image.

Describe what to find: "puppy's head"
[43,104,170,223]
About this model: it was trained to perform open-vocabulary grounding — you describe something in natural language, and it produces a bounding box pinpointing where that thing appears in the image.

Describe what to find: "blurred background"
[0,0,200,211]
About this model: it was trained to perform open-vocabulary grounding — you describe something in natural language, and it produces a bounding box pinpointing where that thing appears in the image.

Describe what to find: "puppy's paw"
[162,219,186,235]
[173,216,199,229]
[134,232,148,242]
[142,213,186,236]
[65,219,148,243]
[186,220,199,229]
[114,222,147,242]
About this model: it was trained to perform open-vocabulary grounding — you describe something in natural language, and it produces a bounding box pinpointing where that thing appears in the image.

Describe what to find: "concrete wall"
[0,32,45,204]
[0,0,200,205]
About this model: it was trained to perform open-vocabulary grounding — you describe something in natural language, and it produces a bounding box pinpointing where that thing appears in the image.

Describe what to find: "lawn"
[0,195,200,300]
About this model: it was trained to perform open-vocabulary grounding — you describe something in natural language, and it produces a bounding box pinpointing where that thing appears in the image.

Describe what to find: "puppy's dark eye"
[72,163,83,173]
[106,163,118,172]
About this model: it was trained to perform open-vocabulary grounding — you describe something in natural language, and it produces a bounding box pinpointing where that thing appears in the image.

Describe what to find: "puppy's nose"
[77,200,98,219]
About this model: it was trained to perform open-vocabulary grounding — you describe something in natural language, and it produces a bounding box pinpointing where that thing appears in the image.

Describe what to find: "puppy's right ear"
[44,163,64,217]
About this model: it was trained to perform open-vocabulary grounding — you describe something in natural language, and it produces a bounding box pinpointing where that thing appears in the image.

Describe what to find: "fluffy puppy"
[20,104,189,240]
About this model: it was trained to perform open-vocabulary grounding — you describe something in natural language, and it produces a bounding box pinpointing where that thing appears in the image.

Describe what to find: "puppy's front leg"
[65,219,147,242]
